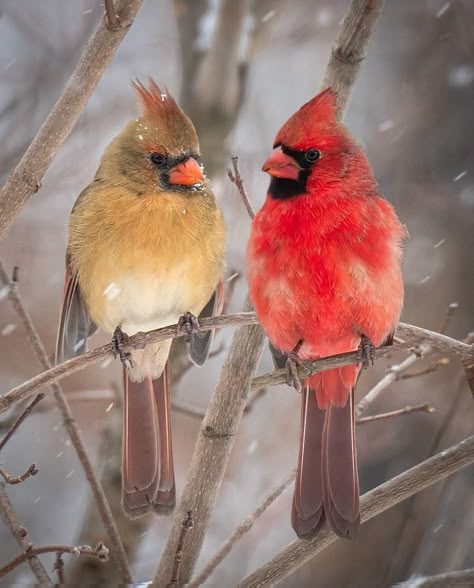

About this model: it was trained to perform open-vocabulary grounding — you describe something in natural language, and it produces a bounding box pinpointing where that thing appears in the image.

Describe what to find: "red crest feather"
[131,78,181,119]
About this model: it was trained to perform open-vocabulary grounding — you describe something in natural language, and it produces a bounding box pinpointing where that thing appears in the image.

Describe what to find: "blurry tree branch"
[397,567,474,587]
[0,485,51,583]
[0,541,109,580]
[0,0,143,242]
[0,263,132,583]
[356,402,434,424]
[153,0,390,584]
[228,156,256,219]
[236,435,474,587]
[0,393,45,451]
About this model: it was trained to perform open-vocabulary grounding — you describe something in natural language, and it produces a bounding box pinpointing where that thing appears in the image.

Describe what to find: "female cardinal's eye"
[150,153,166,166]
[305,149,321,163]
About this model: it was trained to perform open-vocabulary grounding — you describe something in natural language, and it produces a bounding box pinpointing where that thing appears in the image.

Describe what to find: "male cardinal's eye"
[305,149,321,163]
[150,153,166,166]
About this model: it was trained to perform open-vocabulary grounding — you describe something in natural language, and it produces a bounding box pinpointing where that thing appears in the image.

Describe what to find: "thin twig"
[438,302,459,335]
[104,0,120,31]
[190,471,296,586]
[0,541,109,579]
[400,358,449,380]
[153,0,390,583]
[0,0,144,242]
[170,511,194,586]
[0,263,132,583]
[236,436,474,587]
[397,567,474,587]
[356,403,434,425]
[228,156,256,219]
[356,344,430,417]
[0,464,38,485]
[0,393,45,451]
[1,319,470,417]
[0,486,51,583]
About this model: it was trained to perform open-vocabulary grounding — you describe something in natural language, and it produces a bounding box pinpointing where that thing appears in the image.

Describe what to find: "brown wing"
[55,263,97,364]
[188,278,224,366]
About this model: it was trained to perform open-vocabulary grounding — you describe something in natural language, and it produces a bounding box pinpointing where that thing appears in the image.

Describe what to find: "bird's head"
[100,78,206,196]
[262,88,361,199]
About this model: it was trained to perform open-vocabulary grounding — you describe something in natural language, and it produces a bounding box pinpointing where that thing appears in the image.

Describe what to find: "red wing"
[55,264,97,364]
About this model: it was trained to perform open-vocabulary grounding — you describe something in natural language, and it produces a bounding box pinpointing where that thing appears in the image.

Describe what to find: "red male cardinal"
[56,80,226,518]
[247,89,405,539]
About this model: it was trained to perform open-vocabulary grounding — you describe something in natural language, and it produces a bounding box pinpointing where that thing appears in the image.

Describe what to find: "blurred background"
[0,0,473,585]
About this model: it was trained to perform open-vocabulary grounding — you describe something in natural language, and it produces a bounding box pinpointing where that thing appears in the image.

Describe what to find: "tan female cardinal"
[247,89,406,539]
[56,80,226,518]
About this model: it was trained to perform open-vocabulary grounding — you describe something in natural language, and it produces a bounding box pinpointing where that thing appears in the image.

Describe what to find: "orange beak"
[262,147,301,180]
[168,157,204,186]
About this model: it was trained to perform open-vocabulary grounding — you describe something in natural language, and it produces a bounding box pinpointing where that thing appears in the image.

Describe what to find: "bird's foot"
[112,326,132,369]
[357,334,375,369]
[178,312,200,357]
[286,349,309,394]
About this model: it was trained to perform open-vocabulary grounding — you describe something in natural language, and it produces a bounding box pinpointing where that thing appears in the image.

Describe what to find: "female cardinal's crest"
[132,78,181,120]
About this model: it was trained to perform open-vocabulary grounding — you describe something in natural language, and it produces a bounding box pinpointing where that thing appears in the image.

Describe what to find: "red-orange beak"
[168,157,204,186]
[262,147,301,180]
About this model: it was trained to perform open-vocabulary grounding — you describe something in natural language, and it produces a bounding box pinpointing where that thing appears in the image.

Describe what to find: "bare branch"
[0,263,132,583]
[0,486,51,583]
[104,0,120,31]
[397,567,474,587]
[0,0,144,242]
[170,511,194,586]
[0,464,38,485]
[0,393,45,451]
[228,156,256,219]
[153,0,390,583]
[236,436,474,587]
[322,0,385,118]
[190,471,296,586]
[356,402,434,425]
[0,541,109,580]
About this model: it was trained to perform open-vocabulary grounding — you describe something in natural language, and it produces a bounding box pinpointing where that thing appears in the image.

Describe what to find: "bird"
[246,88,406,539]
[56,79,226,519]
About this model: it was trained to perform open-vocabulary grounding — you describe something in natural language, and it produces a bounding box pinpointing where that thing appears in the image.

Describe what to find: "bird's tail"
[292,368,360,539]
[122,362,175,518]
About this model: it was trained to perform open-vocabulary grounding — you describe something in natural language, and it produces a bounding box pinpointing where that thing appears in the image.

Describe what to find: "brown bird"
[56,79,226,518]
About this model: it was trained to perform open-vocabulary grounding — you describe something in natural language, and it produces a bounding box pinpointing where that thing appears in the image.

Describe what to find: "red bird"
[247,89,406,539]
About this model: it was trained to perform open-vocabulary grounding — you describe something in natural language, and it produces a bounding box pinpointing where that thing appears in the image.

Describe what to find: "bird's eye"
[150,153,166,166]
[305,149,321,163]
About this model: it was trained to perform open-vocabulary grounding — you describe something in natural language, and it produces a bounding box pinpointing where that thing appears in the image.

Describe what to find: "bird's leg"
[178,311,200,357]
[112,325,132,369]
[286,340,309,393]
[357,334,375,369]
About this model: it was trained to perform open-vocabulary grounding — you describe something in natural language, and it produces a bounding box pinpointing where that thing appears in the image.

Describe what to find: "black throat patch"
[268,146,311,200]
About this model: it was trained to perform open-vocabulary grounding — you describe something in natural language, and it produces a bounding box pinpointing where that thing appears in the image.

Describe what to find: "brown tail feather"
[322,385,360,539]
[122,363,175,519]
[152,362,175,514]
[291,385,325,538]
[292,372,360,540]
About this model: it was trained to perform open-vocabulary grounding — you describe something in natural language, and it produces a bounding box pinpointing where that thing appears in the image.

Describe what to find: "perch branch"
[0,464,38,485]
[236,435,474,587]
[0,0,143,241]
[1,317,470,417]
[0,263,132,583]
[0,541,109,579]
[104,0,120,31]
[153,0,389,583]
[0,485,51,583]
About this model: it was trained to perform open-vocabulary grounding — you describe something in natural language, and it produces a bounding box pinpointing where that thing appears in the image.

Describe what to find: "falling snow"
[378,119,395,133]
[1,323,17,336]
[103,282,122,300]
[419,276,431,285]
[433,238,446,248]
[435,2,450,18]
[261,10,275,23]
[453,170,467,182]
[447,65,474,87]
[101,357,113,369]
[105,402,114,412]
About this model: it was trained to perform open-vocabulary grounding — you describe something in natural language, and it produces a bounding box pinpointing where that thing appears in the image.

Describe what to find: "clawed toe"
[178,312,200,357]
[357,334,375,369]
[112,326,132,368]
